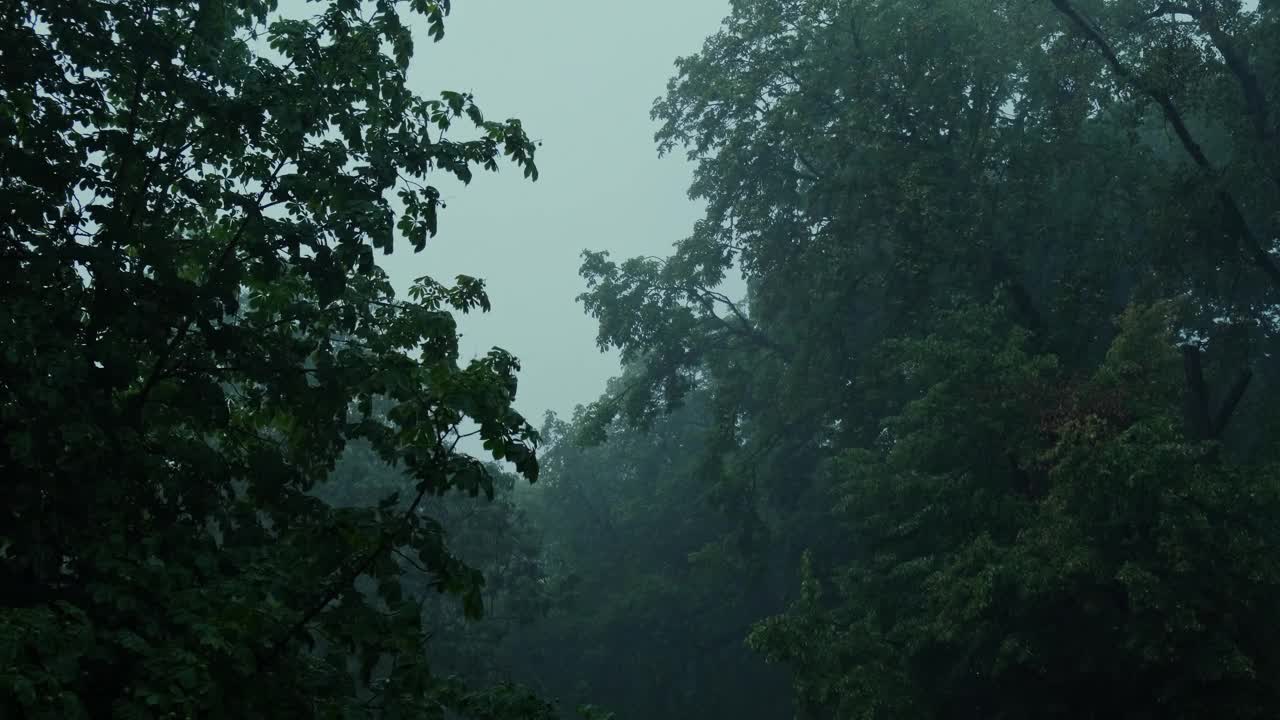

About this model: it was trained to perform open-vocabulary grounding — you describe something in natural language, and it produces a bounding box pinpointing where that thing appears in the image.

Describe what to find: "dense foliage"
[6,0,1280,718]
[562,0,1280,718]
[1,0,552,717]
[318,437,550,691]
[498,396,790,719]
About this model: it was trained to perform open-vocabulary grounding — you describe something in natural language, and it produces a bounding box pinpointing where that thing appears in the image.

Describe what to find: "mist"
[5,1,1280,719]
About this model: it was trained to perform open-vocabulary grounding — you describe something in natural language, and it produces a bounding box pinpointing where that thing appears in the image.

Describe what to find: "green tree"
[0,0,553,717]
[576,0,1280,717]
[750,302,1280,718]
[503,392,790,720]
[318,436,551,689]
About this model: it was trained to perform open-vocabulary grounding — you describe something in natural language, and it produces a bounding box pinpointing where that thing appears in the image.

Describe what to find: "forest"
[2,0,1279,718]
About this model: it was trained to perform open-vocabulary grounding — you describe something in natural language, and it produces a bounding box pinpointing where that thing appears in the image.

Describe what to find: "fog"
[8,2,1280,718]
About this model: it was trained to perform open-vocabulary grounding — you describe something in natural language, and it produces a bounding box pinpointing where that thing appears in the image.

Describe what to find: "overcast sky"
[376,1,730,425]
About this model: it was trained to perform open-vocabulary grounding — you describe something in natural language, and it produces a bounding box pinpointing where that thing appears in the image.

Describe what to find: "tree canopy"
[5,0,1280,718]
[566,0,1280,717]
[1,0,551,717]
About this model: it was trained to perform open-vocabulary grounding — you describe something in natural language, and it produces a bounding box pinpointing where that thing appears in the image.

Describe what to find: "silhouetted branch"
[691,284,792,359]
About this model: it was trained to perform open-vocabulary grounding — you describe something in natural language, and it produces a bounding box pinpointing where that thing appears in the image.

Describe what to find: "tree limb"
[1142,1,1269,139]
[990,254,1044,337]
[130,156,291,422]
[258,433,452,669]
[690,283,792,359]
[1181,344,1212,441]
[1049,0,1280,292]
[1210,366,1252,438]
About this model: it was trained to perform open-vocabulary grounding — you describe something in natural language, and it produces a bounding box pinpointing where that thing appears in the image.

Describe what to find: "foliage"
[0,0,552,717]
[318,436,550,688]
[8,0,1280,717]
[500,395,791,720]
[574,0,1280,717]
[751,303,1280,719]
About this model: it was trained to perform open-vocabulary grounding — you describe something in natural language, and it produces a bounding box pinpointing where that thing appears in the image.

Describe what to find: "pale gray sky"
[381,1,730,424]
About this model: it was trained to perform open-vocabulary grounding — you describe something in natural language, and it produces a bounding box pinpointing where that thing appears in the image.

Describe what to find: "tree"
[318,436,551,690]
[501,392,791,720]
[0,0,553,717]
[576,0,1280,716]
[750,302,1280,719]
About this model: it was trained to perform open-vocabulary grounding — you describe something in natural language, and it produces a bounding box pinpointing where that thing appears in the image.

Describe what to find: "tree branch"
[130,156,291,421]
[691,284,791,358]
[1181,342,1253,446]
[1181,344,1212,441]
[990,254,1044,337]
[258,433,451,669]
[1141,1,1269,139]
[1049,0,1280,292]
[1210,366,1252,438]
